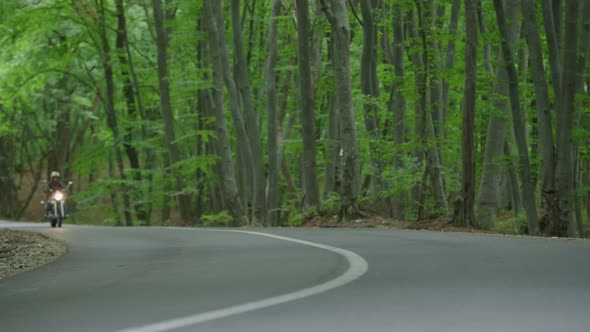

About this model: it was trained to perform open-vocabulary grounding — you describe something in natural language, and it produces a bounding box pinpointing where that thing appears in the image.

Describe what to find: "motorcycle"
[42,181,73,228]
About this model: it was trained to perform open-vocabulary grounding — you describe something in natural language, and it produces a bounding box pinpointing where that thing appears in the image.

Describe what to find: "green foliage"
[496,213,528,235]
[321,192,341,215]
[1,0,587,230]
[200,211,233,227]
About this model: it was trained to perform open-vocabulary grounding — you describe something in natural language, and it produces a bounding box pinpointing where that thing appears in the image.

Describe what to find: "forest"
[0,0,588,237]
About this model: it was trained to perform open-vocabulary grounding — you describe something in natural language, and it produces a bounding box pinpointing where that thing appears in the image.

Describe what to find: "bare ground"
[300,214,502,233]
[0,229,67,279]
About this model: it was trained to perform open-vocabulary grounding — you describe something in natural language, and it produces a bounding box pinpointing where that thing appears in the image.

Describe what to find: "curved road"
[1,221,589,331]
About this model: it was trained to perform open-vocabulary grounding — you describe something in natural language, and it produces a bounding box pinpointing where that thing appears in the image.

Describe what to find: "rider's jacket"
[44,179,65,194]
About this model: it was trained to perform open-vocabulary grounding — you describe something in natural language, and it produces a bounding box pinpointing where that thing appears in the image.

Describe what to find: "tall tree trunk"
[476,0,520,229]
[477,0,494,74]
[99,0,132,226]
[123,15,154,225]
[115,0,148,224]
[360,0,384,193]
[542,0,562,108]
[202,0,247,226]
[296,0,320,210]
[587,158,590,237]
[493,0,540,235]
[324,32,340,198]
[572,2,590,237]
[441,0,461,122]
[452,0,477,227]
[415,3,448,213]
[406,9,426,207]
[151,0,191,223]
[210,0,254,223]
[505,139,523,217]
[522,0,558,233]
[321,0,360,220]
[553,0,563,46]
[573,150,584,237]
[107,152,122,226]
[0,136,19,218]
[266,0,282,226]
[391,3,407,219]
[426,1,444,161]
[230,0,267,226]
[553,0,579,237]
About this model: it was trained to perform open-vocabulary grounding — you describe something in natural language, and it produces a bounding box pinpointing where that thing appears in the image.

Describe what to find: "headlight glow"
[55,192,64,201]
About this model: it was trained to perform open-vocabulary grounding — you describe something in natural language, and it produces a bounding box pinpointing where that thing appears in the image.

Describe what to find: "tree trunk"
[452,0,477,227]
[573,150,584,237]
[266,0,282,226]
[522,0,558,233]
[505,139,523,217]
[202,0,247,226]
[493,0,540,235]
[553,0,579,237]
[360,0,384,193]
[426,1,445,160]
[415,3,448,213]
[115,0,148,224]
[99,0,132,226]
[230,0,267,226]
[296,0,320,210]
[391,3,407,219]
[210,0,255,223]
[407,9,426,207]
[321,0,360,220]
[542,0,562,108]
[441,0,461,123]
[151,0,190,223]
[0,136,19,218]
[553,0,563,47]
[572,3,590,238]
[324,32,340,198]
[107,152,122,226]
[587,159,590,237]
[124,16,154,225]
[476,0,521,229]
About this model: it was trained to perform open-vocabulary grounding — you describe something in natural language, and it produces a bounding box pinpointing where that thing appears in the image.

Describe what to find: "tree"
[151,0,191,223]
[493,0,540,235]
[96,0,133,226]
[412,3,448,217]
[115,0,148,224]
[476,0,521,229]
[296,0,320,210]
[202,0,247,226]
[266,0,283,226]
[390,2,408,219]
[360,0,384,194]
[230,0,267,226]
[553,0,580,237]
[452,0,477,227]
[320,0,361,220]
[521,0,557,233]
[3,0,588,236]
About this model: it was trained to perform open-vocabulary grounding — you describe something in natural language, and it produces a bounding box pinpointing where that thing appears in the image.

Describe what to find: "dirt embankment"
[0,229,67,279]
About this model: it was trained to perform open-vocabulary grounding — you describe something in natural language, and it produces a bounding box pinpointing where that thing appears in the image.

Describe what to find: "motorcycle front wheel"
[50,218,57,228]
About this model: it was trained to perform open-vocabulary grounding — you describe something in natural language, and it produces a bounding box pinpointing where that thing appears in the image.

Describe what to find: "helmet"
[51,171,60,178]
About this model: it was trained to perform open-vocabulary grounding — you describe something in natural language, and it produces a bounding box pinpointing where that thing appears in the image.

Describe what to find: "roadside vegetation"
[1,0,588,238]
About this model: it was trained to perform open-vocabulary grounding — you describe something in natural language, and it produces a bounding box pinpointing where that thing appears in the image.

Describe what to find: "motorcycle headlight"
[55,192,64,201]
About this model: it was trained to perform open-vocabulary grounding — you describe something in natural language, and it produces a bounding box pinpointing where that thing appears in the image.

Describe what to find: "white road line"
[115,228,369,332]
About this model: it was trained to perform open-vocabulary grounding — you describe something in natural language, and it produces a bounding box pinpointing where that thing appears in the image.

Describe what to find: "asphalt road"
[1,221,589,332]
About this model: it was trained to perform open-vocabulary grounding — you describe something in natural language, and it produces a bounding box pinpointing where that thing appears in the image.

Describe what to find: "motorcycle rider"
[44,171,68,217]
